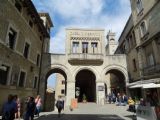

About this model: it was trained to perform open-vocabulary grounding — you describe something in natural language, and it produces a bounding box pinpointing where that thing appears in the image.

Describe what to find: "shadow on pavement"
[124,115,137,120]
[36,114,126,120]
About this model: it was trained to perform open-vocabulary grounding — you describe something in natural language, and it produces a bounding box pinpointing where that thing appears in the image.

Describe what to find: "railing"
[143,64,160,75]
[68,53,103,61]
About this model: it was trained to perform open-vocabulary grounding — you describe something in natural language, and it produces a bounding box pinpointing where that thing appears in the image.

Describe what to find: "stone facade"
[116,0,160,100]
[40,28,128,108]
[0,0,52,112]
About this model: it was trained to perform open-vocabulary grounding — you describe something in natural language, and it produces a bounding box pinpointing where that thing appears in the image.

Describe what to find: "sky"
[32,0,131,88]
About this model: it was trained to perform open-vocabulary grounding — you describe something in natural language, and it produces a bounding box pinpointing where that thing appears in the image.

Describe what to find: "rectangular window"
[62,81,65,85]
[72,42,79,53]
[23,42,30,58]
[33,76,38,89]
[0,65,9,85]
[18,71,26,87]
[61,89,65,94]
[82,42,88,53]
[36,54,40,66]
[15,1,22,12]
[140,22,147,37]
[132,59,137,71]
[91,42,98,53]
[147,53,155,66]
[8,28,17,49]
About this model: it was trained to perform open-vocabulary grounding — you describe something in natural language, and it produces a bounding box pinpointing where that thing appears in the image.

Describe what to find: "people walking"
[24,96,36,120]
[35,95,42,117]
[56,96,64,117]
[14,95,21,119]
[2,94,17,120]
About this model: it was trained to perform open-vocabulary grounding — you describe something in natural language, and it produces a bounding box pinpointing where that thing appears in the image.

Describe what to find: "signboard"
[98,86,104,91]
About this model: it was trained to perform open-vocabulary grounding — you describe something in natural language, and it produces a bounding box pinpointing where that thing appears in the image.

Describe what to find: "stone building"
[40,28,128,108]
[0,0,52,111]
[116,0,160,101]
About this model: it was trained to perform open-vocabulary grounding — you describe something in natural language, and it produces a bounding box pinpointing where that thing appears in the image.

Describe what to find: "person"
[128,97,135,112]
[56,96,64,117]
[122,94,128,106]
[24,96,36,120]
[14,95,21,119]
[108,93,112,104]
[35,95,42,117]
[2,94,17,120]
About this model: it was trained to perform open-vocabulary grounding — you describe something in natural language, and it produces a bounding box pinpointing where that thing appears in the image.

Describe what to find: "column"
[66,81,75,106]
[96,82,105,105]
[152,40,160,63]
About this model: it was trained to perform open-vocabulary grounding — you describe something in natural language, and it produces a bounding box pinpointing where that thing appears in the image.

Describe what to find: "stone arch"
[102,64,128,83]
[73,66,100,82]
[74,67,97,102]
[101,64,128,96]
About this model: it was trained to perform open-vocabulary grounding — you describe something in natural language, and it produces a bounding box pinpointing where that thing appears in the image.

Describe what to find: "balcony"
[143,64,160,76]
[68,53,103,65]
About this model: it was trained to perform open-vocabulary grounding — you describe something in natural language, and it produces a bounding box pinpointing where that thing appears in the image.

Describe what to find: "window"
[0,65,9,85]
[7,28,17,49]
[147,53,155,66]
[29,21,33,28]
[72,42,79,53]
[82,42,88,53]
[62,80,65,85]
[132,59,137,71]
[15,1,22,12]
[140,21,147,37]
[33,76,38,89]
[61,89,65,94]
[137,0,143,13]
[18,71,26,87]
[36,54,40,66]
[91,42,98,53]
[23,42,30,58]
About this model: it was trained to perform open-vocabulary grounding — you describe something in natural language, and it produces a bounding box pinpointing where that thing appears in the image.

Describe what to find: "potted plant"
[82,94,87,103]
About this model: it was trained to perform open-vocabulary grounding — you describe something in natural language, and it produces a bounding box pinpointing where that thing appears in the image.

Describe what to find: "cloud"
[33,0,131,53]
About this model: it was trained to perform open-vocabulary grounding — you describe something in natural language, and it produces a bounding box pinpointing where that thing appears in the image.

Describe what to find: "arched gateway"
[39,29,128,109]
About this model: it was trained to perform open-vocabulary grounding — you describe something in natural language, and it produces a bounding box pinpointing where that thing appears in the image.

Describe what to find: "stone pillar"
[66,81,75,106]
[79,42,82,53]
[96,82,105,105]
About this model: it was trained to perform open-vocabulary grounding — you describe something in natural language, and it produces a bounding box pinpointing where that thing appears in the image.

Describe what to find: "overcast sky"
[32,0,131,88]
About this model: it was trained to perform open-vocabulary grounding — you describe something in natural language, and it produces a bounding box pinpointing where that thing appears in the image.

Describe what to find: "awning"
[129,84,143,88]
[129,83,160,89]
[143,83,160,89]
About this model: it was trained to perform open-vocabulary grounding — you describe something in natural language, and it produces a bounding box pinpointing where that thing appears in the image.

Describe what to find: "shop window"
[18,71,26,87]
[33,76,38,89]
[7,27,17,49]
[82,42,88,53]
[0,65,9,85]
[61,89,65,94]
[72,42,79,53]
[23,42,30,59]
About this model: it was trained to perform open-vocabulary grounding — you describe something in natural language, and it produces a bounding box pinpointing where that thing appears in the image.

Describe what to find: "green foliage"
[83,94,87,100]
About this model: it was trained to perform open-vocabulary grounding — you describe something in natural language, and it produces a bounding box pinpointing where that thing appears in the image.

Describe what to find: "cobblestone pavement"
[36,103,136,120]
